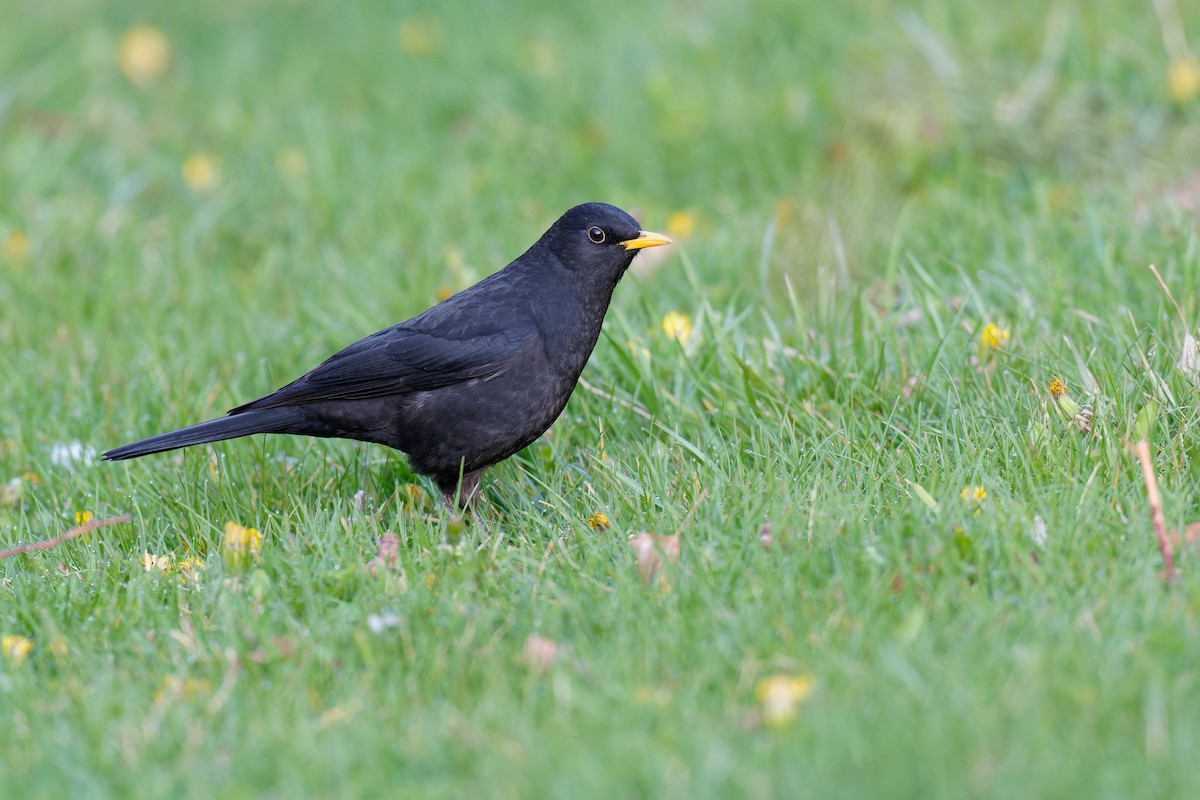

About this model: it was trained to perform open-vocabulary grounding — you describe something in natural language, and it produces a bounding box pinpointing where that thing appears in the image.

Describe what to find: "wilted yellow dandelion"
[2,635,33,667]
[222,521,261,567]
[4,230,28,262]
[399,15,443,55]
[155,675,211,703]
[587,511,610,530]
[665,210,696,240]
[275,146,308,179]
[980,323,1010,352]
[116,25,171,86]
[141,551,173,574]
[755,674,815,729]
[176,557,205,585]
[182,153,220,192]
[75,510,94,526]
[960,485,987,504]
[1169,56,1200,104]
[661,311,694,343]
[403,484,427,510]
[1046,376,1092,432]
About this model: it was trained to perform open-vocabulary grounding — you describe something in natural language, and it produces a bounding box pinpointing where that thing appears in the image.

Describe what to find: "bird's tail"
[103,408,301,461]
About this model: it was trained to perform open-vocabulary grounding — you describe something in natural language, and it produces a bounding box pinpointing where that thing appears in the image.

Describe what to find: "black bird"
[104,202,672,507]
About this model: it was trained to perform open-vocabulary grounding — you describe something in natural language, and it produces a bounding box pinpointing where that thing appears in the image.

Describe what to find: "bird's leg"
[439,469,484,511]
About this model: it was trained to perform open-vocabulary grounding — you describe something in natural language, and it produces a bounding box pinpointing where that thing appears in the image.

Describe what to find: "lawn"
[3,0,1200,797]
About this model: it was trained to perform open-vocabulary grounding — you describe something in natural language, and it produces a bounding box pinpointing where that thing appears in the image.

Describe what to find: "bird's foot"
[439,469,484,512]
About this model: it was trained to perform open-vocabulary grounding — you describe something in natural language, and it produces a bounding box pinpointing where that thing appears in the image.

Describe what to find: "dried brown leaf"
[630,532,680,584]
[522,634,559,672]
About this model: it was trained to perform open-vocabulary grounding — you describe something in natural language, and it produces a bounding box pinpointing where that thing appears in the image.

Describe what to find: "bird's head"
[539,202,672,287]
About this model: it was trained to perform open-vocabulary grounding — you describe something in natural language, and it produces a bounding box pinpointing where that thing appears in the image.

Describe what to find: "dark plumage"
[103,203,671,506]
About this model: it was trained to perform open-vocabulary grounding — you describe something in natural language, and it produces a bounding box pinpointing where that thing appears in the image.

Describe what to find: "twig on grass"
[0,514,131,560]
[1147,264,1188,329]
[1148,263,1199,376]
[1129,440,1175,582]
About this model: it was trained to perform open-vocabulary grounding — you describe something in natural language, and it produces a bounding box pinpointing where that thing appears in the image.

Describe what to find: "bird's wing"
[229,324,534,413]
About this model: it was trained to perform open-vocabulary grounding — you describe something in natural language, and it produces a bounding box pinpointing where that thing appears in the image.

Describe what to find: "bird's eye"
[587,226,606,244]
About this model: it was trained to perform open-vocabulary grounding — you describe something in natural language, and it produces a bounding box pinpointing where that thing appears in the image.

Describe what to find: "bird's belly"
[393,368,575,477]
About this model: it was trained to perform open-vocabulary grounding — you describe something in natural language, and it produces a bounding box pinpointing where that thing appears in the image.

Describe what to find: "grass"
[3,0,1200,796]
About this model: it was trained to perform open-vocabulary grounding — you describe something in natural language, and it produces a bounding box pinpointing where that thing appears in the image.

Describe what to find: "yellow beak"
[620,230,673,251]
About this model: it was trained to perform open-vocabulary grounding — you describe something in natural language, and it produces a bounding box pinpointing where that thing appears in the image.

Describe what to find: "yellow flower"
[4,230,28,262]
[960,485,987,504]
[1046,377,1092,432]
[275,147,308,179]
[665,210,696,240]
[222,521,261,566]
[116,25,171,86]
[75,510,94,526]
[774,197,795,228]
[176,557,205,585]
[633,685,671,707]
[48,636,69,658]
[141,551,173,574]
[399,15,442,55]
[960,485,987,516]
[2,635,33,667]
[1169,56,1200,104]
[182,153,220,192]
[661,311,694,343]
[980,323,1010,352]
[626,340,651,361]
[587,511,610,530]
[402,484,427,510]
[755,674,815,729]
[443,244,465,273]
[155,675,211,703]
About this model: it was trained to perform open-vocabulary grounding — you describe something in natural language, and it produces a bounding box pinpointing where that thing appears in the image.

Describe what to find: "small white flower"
[1029,516,1048,548]
[367,613,401,634]
[50,441,96,471]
